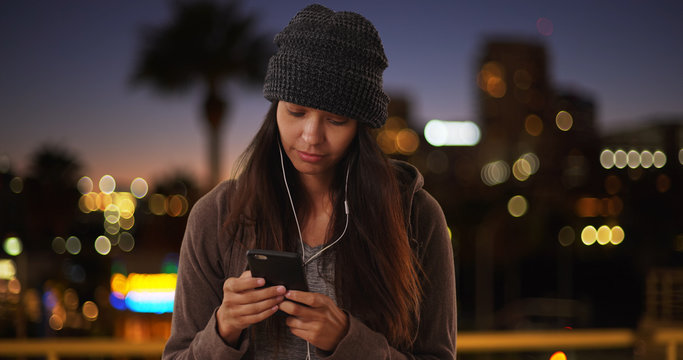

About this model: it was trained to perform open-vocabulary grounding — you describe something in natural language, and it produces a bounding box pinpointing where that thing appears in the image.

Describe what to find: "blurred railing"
[0,328,681,359]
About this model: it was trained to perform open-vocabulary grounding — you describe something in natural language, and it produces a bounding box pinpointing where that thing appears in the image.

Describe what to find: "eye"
[328,118,347,126]
[287,109,305,117]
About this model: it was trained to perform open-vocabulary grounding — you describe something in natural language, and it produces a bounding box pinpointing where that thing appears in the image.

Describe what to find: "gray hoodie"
[163,160,457,359]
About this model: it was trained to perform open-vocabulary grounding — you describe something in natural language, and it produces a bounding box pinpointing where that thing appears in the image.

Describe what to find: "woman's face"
[277,101,358,181]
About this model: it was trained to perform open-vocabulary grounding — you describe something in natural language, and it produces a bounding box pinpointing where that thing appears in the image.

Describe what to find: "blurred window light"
[611,226,625,245]
[130,177,149,199]
[558,226,575,247]
[627,150,640,169]
[640,150,654,168]
[0,259,17,279]
[524,114,543,136]
[555,111,573,131]
[3,237,23,256]
[95,235,112,255]
[99,175,116,194]
[653,150,666,168]
[8,277,21,294]
[481,160,510,186]
[424,119,480,146]
[507,195,528,217]
[613,150,627,169]
[9,177,23,194]
[600,149,615,169]
[597,225,612,245]
[77,176,93,195]
[66,236,82,255]
[52,237,66,254]
[581,226,597,245]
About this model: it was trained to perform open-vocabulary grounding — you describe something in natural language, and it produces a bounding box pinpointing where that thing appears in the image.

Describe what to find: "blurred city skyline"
[1,0,683,188]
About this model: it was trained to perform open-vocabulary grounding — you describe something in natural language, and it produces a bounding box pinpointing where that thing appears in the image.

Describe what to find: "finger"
[239,270,252,278]
[278,299,315,318]
[227,285,287,306]
[285,290,325,308]
[233,303,280,327]
[232,295,285,318]
[224,276,265,294]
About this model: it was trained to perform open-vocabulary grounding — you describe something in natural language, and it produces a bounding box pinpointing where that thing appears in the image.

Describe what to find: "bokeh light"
[77,176,93,195]
[481,160,510,186]
[640,150,654,168]
[653,150,666,168]
[679,149,683,165]
[507,195,528,217]
[166,195,189,217]
[614,150,627,169]
[555,111,573,131]
[558,226,575,247]
[9,177,23,194]
[3,237,23,256]
[82,301,99,321]
[611,226,625,245]
[524,114,543,136]
[104,204,121,224]
[95,235,112,255]
[520,153,540,174]
[536,17,554,36]
[119,216,135,231]
[0,259,16,279]
[99,175,116,194]
[149,194,167,216]
[66,236,82,255]
[79,193,98,213]
[52,237,66,254]
[581,226,597,245]
[118,232,135,252]
[549,351,567,360]
[597,225,612,245]
[626,150,640,169]
[130,177,149,199]
[600,149,615,169]
[64,288,79,310]
[49,314,64,331]
[424,120,481,147]
[478,61,506,98]
[104,220,121,235]
[396,128,419,155]
[512,158,532,181]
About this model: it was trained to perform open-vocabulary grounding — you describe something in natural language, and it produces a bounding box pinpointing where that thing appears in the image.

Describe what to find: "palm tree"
[131,0,271,187]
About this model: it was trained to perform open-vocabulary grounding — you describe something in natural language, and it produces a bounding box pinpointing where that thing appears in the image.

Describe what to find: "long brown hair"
[226,101,422,350]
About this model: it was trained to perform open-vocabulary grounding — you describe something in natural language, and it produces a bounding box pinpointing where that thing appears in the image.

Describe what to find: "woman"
[163,4,456,359]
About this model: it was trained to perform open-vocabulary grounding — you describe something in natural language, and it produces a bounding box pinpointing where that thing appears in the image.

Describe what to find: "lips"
[296,150,324,163]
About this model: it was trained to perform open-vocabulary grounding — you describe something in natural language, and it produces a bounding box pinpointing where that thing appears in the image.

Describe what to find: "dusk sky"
[1,0,682,189]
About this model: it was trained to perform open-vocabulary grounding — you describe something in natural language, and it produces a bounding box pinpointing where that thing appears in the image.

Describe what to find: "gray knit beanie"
[263,4,389,128]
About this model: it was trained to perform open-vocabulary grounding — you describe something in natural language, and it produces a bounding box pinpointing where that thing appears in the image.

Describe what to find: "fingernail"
[272,305,278,311]
[285,291,292,297]
[257,278,265,286]
[277,286,286,294]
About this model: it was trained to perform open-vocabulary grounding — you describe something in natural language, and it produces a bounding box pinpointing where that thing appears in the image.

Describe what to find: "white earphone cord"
[278,144,350,266]
[278,143,350,360]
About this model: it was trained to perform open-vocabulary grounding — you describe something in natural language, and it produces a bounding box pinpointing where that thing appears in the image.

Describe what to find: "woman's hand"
[279,290,350,352]
[216,271,286,345]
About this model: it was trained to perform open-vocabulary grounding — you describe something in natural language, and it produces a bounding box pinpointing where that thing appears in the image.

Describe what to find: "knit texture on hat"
[263,4,389,128]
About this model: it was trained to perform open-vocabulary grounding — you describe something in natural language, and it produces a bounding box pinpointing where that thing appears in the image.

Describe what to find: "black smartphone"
[246,249,308,291]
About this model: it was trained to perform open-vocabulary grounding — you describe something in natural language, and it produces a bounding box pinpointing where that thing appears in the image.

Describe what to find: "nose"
[301,115,325,145]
